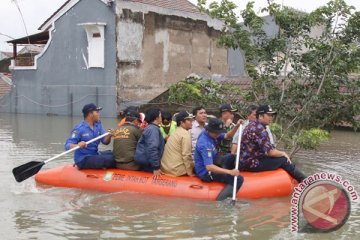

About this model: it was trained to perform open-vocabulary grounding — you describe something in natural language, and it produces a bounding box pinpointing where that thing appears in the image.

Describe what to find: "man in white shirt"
[189,106,207,152]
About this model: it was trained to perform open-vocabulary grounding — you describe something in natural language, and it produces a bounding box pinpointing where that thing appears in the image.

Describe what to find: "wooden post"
[12,44,17,59]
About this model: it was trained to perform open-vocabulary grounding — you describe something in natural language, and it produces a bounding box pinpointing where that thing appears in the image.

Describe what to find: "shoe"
[292,167,307,182]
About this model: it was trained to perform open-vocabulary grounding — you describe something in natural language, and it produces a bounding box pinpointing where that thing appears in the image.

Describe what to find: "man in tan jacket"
[161,111,195,176]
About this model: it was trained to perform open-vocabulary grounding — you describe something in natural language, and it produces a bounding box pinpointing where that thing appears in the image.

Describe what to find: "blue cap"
[82,103,102,115]
[205,118,226,133]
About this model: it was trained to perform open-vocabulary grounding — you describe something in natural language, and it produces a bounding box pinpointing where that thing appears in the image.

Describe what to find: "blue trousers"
[77,151,116,170]
[200,154,244,191]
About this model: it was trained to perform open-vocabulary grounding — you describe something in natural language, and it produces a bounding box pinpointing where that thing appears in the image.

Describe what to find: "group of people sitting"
[65,103,307,201]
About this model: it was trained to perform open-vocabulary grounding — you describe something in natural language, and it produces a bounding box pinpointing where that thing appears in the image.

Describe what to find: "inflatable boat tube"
[35,165,297,200]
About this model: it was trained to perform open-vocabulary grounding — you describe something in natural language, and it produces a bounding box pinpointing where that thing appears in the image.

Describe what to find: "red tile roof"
[39,0,205,30]
[125,0,204,14]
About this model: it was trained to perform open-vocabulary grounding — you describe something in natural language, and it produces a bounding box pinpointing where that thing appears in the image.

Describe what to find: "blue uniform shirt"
[65,120,106,164]
[194,131,225,177]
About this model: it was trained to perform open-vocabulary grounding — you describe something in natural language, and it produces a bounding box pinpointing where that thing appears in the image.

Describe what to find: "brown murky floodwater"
[0,113,359,239]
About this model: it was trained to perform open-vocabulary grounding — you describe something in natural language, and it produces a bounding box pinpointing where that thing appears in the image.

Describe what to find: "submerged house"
[0,0,246,117]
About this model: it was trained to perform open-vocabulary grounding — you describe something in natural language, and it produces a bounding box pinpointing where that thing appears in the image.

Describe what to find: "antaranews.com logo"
[290,172,358,233]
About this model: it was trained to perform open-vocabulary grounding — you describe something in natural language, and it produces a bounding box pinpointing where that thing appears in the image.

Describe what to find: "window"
[79,22,106,68]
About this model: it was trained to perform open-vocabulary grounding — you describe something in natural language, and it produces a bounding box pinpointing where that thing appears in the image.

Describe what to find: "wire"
[0,92,224,111]
[1,89,248,113]
[0,93,109,108]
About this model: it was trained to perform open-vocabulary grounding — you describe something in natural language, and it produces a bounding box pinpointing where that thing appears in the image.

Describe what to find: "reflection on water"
[1,113,359,239]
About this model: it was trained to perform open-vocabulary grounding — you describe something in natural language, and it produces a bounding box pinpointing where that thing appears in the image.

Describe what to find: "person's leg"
[214,152,224,167]
[99,150,113,155]
[99,151,116,168]
[199,173,213,182]
[249,156,289,172]
[220,154,236,169]
[212,173,243,189]
[212,173,244,201]
[78,154,115,169]
[116,161,141,171]
[250,156,306,182]
[262,156,307,182]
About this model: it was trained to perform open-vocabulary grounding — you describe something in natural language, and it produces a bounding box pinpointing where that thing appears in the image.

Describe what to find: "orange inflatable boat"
[35,165,297,200]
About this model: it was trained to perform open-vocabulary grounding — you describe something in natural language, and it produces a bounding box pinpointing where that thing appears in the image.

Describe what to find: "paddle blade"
[12,161,45,182]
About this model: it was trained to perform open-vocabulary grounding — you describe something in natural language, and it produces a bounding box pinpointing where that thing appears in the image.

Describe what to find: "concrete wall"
[115,7,232,108]
[1,0,117,117]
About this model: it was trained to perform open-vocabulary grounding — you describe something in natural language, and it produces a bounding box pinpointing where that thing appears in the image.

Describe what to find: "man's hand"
[225,119,244,140]
[78,141,87,148]
[153,169,163,179]
[283,152,292,163]
[235,119,244,127]
[228,169,240,177]
[108,129,116,137]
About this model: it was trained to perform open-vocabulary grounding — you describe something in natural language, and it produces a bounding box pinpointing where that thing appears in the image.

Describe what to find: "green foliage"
[194,0,360,155]
[296,128,330,150]
[269,123,330,156]
[168,76,244,108]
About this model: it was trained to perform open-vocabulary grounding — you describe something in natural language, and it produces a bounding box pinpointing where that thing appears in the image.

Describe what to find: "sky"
[1,0,360,52]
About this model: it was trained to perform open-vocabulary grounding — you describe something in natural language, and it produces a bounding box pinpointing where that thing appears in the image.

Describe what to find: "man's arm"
[65,129,84,150]
[224,120,243,140]
[230,144,238,155]
[146,128,162,170]
[197,144,239,176]
[230,129,240,154]
[100,124,112,145]
[102,130,115,145]
[268,149,291,162]
[206,164,240,176]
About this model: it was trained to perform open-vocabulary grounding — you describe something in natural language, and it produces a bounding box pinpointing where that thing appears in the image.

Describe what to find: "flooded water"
[1,113,359,239]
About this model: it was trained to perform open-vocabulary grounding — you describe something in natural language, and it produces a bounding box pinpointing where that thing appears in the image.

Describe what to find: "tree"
[171,0,360,156]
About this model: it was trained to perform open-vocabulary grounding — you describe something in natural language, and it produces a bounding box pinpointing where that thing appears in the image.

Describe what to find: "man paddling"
[194,118,244,201]
[65,103,115,169]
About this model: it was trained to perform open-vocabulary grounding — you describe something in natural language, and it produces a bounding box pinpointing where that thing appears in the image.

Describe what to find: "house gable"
[39,0,111,31]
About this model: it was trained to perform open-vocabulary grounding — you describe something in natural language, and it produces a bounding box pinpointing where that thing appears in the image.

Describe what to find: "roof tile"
[122,0,204,14]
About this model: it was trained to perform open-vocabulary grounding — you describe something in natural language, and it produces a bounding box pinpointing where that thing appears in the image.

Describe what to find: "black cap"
[126,110,142,122]
[257,105,276,115]
[82,103,102,115]
[205,118,226,133]
[175,111,194,122]
[220,104,237,113]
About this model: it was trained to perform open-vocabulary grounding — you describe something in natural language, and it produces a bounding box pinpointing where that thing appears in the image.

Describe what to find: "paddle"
[12,132,110,182]
[231,124,244,205]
